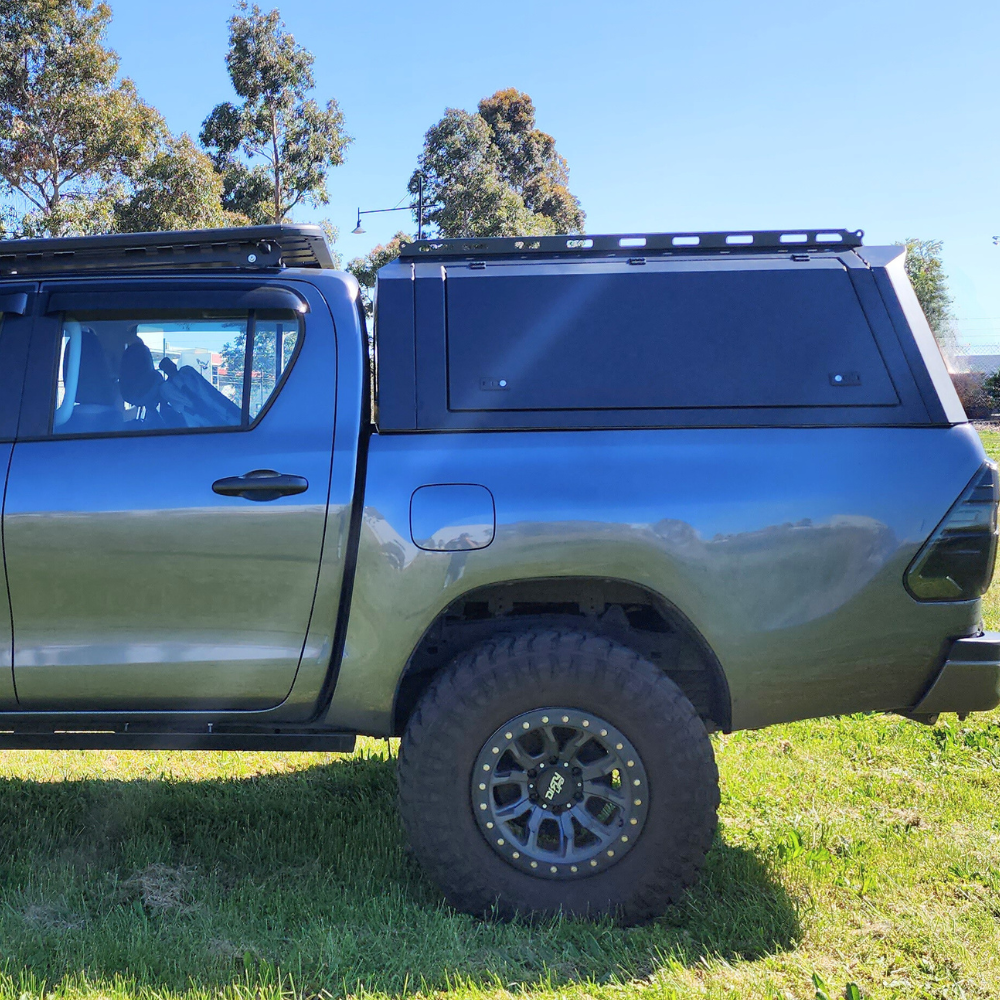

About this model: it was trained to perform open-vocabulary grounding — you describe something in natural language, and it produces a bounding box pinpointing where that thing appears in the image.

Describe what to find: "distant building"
[964,355,1000,376]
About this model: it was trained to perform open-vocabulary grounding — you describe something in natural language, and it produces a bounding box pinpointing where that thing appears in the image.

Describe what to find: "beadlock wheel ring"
[471,708,650,879]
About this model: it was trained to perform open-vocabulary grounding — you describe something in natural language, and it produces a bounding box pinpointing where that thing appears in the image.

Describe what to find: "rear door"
[0,286,35,709]
[4,279,337,711]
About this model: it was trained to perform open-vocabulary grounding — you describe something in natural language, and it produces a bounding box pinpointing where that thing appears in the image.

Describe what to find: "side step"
[0,730,357,752]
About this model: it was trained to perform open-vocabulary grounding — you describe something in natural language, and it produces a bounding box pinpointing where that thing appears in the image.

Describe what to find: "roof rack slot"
[399,228,864,260]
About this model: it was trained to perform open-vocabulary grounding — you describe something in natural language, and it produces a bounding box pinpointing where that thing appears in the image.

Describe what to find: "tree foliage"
[0,0,164,237]
[347,231,409,315]
[900,238,954,346]
[478,89,584,233]
[200,2,351,225]
[115,134,243,233]
[411,89,584,238]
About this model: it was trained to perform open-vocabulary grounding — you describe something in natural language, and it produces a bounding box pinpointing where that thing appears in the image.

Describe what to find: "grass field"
[2,439,999,1000]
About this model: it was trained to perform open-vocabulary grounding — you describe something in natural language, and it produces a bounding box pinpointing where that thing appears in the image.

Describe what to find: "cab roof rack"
[399,228,864,259]
[0,224,335,276]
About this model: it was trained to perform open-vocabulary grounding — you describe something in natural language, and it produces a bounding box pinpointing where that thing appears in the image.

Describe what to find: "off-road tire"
[397,630,720,924]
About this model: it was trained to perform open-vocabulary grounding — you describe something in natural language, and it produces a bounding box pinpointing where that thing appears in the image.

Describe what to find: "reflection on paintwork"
[324,424,987,736]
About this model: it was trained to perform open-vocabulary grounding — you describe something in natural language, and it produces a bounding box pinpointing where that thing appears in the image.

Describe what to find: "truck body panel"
[325,423,985,735]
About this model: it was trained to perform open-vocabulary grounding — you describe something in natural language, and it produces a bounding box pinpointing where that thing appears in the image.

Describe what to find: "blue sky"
[105,0,1000,346]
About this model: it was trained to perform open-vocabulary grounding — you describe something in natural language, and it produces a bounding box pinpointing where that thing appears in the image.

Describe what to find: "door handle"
[212,470,309,502]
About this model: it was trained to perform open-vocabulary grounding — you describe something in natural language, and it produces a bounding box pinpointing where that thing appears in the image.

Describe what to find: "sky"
[104,0,1000,348]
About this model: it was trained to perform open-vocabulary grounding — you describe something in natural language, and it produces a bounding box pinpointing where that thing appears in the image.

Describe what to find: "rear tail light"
[906,461,999,602]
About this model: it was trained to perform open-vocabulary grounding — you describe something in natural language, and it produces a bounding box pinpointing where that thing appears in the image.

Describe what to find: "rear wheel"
[397,630,719,923]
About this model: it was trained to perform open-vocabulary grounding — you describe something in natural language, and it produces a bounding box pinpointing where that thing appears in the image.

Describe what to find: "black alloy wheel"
[472,709,649,878]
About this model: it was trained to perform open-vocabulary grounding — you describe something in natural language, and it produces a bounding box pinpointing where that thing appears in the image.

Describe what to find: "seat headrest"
[119,339,163,407]
[64,327,118,406]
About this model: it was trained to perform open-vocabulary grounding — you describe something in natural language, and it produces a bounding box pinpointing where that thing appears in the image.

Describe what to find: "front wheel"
[397,630,720,924]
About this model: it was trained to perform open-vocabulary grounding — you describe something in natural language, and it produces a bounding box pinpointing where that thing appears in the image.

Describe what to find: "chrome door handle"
[212,470,309,502]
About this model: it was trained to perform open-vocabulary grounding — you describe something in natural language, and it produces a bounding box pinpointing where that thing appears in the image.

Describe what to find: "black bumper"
[911,632,1000,717]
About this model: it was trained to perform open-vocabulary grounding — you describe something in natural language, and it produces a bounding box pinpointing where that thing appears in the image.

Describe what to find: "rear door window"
[52,307,300,435]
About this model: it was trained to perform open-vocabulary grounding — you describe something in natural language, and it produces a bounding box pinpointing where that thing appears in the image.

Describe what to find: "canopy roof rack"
[0,224,335,277]
[399,228,864,260]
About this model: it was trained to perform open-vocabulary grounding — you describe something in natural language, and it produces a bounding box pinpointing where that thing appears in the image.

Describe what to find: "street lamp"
[352,174,425,240]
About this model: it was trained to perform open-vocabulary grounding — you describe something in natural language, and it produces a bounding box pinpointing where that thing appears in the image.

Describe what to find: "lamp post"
[352,174,425,240]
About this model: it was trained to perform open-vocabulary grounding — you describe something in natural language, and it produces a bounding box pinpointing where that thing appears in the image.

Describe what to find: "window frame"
[0,284,36,443]
[17,283,305,442]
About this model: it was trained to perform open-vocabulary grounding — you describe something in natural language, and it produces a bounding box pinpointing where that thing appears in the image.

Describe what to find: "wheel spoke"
[557,729,592,764]
[570,803,612,842]
[490,770,528,792]
[493,793,531,820]
[558,811,576,858]
[506,740,537,770]
[539,725,560,760]
[583,777,627,803]
[524,808,544,854]
[580,756,616,782]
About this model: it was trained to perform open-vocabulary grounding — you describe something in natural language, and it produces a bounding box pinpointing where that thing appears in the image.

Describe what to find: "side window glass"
[219,311,300,423]
[52,309,300,435]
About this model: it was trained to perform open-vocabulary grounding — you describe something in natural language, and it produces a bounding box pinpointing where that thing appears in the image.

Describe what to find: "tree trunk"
[270,105,282,224]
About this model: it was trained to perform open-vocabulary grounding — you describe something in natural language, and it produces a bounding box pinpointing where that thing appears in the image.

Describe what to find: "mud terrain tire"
[397,630,719,924]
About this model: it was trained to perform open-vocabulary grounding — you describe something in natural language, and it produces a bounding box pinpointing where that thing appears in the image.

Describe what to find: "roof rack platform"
[399,228,864,259]
[0,224,335,276]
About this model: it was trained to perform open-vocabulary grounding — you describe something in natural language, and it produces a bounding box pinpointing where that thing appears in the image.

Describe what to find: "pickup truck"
[0,225,997,925]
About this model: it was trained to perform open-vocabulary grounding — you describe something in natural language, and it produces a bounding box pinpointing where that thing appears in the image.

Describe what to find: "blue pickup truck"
[0,225,996,924]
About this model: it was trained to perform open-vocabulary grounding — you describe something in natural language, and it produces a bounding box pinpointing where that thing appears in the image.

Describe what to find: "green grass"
[2,439,1000,1000]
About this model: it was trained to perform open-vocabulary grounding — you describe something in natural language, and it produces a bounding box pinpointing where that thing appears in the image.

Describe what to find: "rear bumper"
[910,632,1000,717]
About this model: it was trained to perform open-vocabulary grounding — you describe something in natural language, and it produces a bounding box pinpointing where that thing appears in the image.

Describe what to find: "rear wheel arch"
[391,577,731,736]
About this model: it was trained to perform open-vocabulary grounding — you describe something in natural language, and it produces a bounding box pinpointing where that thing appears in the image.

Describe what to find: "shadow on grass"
[0,753,800,996]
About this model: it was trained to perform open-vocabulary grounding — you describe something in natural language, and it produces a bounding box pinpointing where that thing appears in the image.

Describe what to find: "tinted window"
[52,308,299,435]
[444,261,899,411]
[214,311,301,422]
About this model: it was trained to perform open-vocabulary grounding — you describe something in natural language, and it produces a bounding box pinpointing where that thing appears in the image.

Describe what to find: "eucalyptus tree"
[200,3,351,225]
[411,88,584,238]
[115,134,243,233]
[899,238,953,340]
[0,0,163,236]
